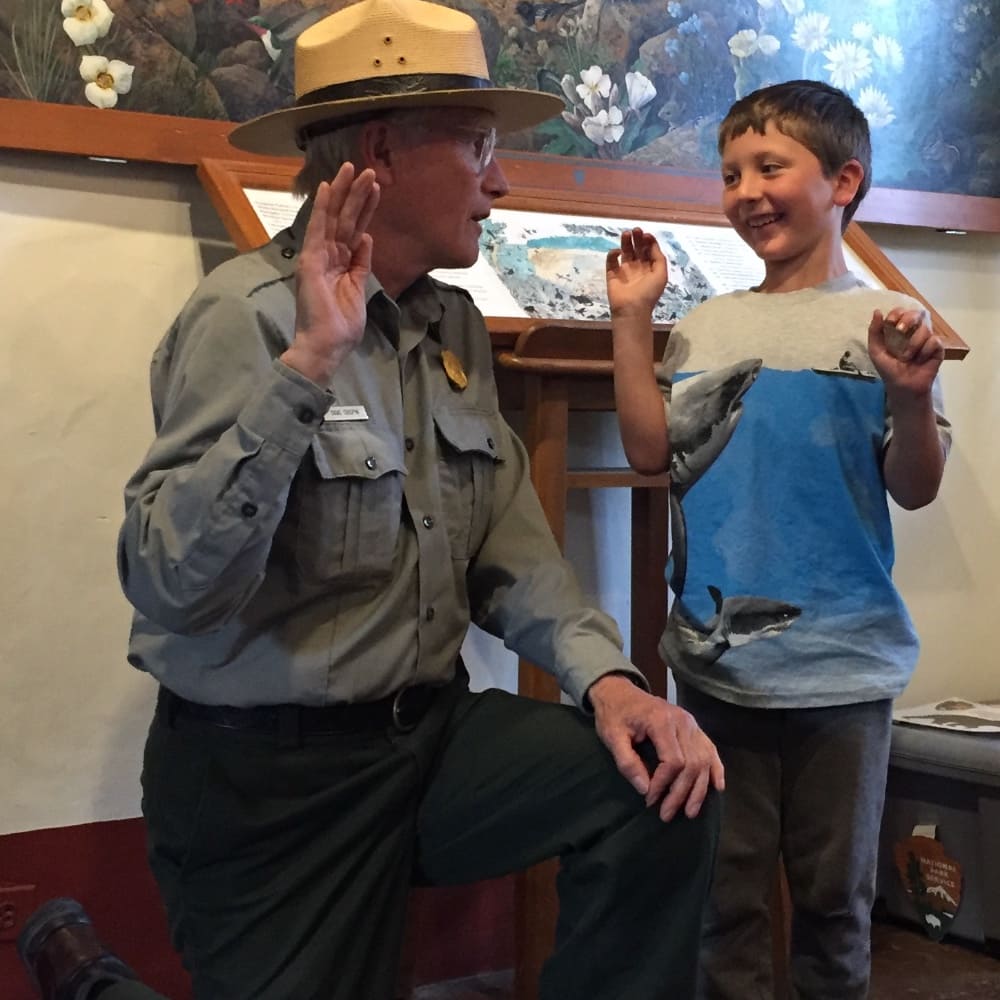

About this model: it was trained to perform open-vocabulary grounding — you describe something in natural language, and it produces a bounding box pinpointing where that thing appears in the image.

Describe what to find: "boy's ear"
[359,120,397,186]
[832,158,865,208]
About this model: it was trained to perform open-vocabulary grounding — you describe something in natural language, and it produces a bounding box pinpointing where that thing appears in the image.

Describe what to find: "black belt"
[157,684,436,735]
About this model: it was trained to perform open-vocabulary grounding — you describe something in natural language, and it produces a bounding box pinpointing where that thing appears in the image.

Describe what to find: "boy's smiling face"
[720,122,863,290]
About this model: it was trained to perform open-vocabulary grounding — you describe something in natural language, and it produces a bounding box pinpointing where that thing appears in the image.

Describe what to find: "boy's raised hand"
[868,307,945,398]
[606,228,668,317]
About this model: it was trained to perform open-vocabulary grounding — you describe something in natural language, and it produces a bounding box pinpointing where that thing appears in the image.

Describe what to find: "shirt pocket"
[292,424,406,586]
[434,407,501,561]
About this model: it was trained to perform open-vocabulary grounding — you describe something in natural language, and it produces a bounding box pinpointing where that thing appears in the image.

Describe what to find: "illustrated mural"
[1,0,998,199]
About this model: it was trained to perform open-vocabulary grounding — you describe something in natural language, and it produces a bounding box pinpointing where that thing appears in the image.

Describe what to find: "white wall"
[0,152,232,835]
[1,149,997,837]
[867,224,1000,707]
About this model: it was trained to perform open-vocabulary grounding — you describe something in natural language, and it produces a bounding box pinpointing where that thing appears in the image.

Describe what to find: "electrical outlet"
[0,883,38,943]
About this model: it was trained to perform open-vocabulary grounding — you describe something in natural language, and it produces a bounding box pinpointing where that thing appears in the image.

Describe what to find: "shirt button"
[425,607,436,622]
[365,456,377,470]
[241,502,258,518]
[281,247,295,259]
[486,437,495,449]
[422,515,434,529]
[297,406,316,424]
[405,438,415,452]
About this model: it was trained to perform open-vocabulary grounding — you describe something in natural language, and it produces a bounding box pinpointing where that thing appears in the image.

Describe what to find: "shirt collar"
[368,274,445,345]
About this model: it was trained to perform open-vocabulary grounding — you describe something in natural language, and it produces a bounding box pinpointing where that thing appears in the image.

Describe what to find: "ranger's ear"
[359,118,399,187]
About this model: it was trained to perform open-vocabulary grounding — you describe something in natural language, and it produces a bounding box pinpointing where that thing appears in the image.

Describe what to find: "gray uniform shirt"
[118,212,641,708]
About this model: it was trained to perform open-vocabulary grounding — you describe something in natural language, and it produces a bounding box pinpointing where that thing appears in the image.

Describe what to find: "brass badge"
[441,349,468,391]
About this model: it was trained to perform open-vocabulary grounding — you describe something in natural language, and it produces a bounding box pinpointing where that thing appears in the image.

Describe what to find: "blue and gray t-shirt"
[659,273,951,709]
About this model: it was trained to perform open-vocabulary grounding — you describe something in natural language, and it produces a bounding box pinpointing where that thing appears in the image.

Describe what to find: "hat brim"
[229,88,565,158]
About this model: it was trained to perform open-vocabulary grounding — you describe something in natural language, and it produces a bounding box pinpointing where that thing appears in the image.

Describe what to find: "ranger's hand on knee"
[588,674,724,822]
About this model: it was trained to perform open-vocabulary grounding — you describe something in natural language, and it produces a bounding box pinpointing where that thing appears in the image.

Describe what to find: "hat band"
[297,73,493,108]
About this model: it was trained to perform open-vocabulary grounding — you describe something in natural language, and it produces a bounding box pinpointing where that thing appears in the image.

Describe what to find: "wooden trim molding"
[194,157,969,359]
[2,99,999,235]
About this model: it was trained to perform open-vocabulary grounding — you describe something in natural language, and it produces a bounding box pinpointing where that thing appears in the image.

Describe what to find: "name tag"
[324,404,369,422]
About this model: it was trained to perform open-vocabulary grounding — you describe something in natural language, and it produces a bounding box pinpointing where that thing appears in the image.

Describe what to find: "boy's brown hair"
[718,79,872,230]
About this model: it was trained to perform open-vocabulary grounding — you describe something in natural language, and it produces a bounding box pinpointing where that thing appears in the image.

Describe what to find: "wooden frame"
[0,100,261,166]
[2,99,1000,234]
[196,155,969,359]
[5,0,1000,231]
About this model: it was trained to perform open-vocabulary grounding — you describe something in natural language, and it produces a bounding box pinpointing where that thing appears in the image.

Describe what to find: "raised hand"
[868,307,944,399]
[869,306,948,509]
[606,227,668,318]
[282,163,381,387]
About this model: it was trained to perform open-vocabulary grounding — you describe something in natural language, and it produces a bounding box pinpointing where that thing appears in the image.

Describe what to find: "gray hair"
[294,122,367,198]
[293,106,493,197]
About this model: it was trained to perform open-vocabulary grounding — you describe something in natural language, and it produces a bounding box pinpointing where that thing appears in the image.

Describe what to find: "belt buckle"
[392,687,421,732]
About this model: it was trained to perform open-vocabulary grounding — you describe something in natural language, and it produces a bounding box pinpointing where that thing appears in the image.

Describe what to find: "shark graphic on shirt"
[664,358,803,667]
[670,586,801,665]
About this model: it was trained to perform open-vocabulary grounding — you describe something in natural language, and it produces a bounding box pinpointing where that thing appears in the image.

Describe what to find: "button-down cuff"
[561,655,650,713]
[236,360,333,455]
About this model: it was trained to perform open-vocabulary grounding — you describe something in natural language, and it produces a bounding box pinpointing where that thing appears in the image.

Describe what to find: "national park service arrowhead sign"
[893,832,963,941]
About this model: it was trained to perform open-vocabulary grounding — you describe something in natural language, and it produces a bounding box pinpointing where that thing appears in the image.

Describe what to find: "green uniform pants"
[100,986,169,1000]
[142,677,720,1000]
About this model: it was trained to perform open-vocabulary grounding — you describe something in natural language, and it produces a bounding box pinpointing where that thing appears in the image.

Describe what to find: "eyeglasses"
[452,125,497,174]
[402,120,498,175]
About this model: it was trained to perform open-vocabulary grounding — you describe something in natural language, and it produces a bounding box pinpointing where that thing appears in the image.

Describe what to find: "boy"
[606,79,950,998]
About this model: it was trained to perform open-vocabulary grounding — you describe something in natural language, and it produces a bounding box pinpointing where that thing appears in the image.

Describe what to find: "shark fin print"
[667,589,802,667]
[666,357,802,669]
[714,593,801,648]
[667,358,760,604]
[670,359,762,499]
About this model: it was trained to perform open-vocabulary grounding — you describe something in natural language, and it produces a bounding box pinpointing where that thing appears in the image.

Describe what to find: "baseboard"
[1,819,514,999]
[1,818,188,1000]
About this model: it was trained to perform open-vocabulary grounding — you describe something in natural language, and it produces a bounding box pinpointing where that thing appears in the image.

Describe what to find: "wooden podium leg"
[629,485,669,698]
[514,375,568,1000]
[510,381,671,998]
[521,376,569,549]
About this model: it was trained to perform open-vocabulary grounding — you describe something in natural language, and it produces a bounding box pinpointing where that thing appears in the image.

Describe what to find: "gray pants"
[678,683,892,1000]
[142,675,721,1000]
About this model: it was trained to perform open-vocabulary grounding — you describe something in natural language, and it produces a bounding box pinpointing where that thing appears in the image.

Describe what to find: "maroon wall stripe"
[1,818,513,998]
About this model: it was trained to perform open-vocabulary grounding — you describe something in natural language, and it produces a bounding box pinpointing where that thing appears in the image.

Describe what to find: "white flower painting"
[61,0,112,46]
[79,55,134,108]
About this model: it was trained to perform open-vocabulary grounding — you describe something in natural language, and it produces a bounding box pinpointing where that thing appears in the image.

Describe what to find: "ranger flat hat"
[229,0,564,157]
